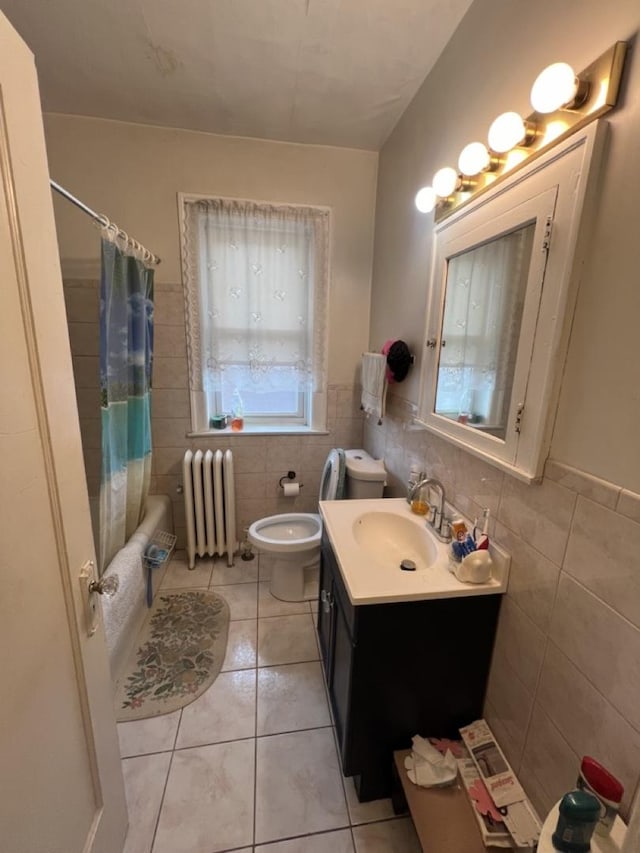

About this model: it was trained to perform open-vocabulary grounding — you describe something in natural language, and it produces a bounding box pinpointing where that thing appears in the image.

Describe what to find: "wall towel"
[361,352,387,423]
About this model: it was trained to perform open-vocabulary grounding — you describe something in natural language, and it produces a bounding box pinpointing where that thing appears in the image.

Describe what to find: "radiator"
[183,449,237,569]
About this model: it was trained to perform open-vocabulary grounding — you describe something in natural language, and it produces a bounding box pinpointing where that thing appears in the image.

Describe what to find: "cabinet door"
[317,545,334,683]
[331,593,354,771]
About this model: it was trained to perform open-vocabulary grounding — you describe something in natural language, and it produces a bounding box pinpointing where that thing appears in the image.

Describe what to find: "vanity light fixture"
[415,186,437,213]
[488,112,537,154]
[530,62,589,113]
[458,142,491,176]
[414,41,627,223]
[432,167,459,198]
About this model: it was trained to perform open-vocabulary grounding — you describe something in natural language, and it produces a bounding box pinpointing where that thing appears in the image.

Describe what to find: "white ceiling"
[2,0,472,150]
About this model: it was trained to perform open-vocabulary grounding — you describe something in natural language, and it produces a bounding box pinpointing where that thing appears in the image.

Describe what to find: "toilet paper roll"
[283,482,300,497]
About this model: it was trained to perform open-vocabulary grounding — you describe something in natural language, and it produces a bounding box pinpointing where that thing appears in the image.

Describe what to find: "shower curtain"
[99,235,154,571]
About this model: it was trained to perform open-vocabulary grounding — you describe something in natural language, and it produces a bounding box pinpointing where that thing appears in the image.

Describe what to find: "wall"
[368,0,640,822]
[48,115,376,545]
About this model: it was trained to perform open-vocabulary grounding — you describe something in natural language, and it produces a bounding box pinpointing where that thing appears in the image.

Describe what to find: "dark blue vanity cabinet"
[317,531,501,802]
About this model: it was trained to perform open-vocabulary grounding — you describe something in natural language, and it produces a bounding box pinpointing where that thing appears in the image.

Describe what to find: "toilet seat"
[247,513,321,553]
[319,447,346,502]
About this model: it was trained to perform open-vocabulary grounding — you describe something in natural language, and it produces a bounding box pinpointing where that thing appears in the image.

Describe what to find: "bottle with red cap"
[576,756,624,837]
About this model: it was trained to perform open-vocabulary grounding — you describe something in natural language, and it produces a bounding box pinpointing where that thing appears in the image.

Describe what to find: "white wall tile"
[564,496,640,629]
[151,388,190,419]
[498,476,576,566]
[494,521,560,632]
[153,291,186,325]
[151,417,191,447]
[76,386,101,419]
[235,472,268,500]
[154,324,187,357]
[550,574,640,732]
[520,703,579,810]
[544,459,620,509]
[537,642,640,812]
[68,321,99,356]
[516,760,554,823]
[484,698,524,772]
[485,648,534,759]
[617,489,640,524]
[492,596,546,693]
[72,355,99,388]
[62,283,99,322]
[153,357,188,389]
[152,447,183,476]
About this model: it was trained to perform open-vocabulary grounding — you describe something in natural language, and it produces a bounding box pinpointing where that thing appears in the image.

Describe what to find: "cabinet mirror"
[417,122,605,481]
[435,222,535,440]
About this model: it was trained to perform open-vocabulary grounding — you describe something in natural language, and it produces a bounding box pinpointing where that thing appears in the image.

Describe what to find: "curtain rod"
[50,179,161,266]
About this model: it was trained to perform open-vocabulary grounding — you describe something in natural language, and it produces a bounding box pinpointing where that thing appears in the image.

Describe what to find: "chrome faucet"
[408,476,451,543]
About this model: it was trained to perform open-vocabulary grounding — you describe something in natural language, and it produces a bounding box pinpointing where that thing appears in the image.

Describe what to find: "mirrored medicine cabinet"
[417,121,606,482]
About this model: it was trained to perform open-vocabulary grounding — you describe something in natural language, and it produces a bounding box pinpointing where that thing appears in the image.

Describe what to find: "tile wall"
[63,278,364,548]
[365,391,640,822]
[64,278,101,493]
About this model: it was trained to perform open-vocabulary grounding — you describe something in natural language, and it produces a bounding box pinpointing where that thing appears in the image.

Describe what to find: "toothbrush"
[476,508,490,550]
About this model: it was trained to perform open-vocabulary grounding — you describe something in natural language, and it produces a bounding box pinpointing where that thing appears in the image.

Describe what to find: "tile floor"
[118,551,421,853]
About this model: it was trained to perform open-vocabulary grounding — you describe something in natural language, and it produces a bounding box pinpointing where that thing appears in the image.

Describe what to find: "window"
[180,196,330,432]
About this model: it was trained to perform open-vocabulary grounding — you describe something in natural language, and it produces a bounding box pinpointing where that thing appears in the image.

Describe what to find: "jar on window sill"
[231,389,244,432]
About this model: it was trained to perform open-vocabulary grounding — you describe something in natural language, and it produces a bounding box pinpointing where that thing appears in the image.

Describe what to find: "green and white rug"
[115,590,229,722]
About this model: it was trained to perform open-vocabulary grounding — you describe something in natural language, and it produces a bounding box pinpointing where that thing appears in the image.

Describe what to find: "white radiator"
[183,449,237,569]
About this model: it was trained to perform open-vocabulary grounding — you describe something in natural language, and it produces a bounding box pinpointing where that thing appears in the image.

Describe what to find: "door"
[0,13,127,853]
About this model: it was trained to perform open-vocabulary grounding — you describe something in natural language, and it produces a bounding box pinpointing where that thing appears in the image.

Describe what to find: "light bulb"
[414,186,437,213]
[432,167,459,198]
[488,112,527,153]
[458,142,490,176]
[531,62,579,113]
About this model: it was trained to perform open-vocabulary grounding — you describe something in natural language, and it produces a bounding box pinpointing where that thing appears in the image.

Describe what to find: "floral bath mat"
[115,590,229,722]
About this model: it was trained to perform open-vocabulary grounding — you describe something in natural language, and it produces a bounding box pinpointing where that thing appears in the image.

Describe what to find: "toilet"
[248,448,386,601]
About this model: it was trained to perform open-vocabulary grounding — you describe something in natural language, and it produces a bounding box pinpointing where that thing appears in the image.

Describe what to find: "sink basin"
[352,511,438,570]
[318,498,509,604]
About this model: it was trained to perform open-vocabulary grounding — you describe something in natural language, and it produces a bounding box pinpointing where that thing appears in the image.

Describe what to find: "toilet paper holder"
[279,471,304,490]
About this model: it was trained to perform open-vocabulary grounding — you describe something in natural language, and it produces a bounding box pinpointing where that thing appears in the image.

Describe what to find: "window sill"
[187,426,330,437]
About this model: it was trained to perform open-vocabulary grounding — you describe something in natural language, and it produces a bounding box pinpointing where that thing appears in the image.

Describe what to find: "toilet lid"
[319,448,346,501]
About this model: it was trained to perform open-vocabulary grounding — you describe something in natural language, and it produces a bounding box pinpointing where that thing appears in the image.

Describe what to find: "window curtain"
[435,223,533,427]
[99,234,154,571]
[182,198,329,421]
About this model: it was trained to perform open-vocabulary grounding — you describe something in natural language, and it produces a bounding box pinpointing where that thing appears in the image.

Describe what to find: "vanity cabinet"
[318,531,501,802]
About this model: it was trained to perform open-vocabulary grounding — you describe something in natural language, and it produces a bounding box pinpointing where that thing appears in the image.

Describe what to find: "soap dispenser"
[410,483,430,516]
[408,466,429,516]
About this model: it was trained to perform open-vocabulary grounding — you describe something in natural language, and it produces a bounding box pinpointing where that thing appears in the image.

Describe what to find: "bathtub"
[90,494,174,682]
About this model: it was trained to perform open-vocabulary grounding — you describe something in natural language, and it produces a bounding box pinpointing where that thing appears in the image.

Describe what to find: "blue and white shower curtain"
[99,237,154,571]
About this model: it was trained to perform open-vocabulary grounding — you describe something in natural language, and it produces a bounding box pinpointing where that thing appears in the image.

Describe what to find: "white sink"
[318,498,510,605]
[352,511,438,571]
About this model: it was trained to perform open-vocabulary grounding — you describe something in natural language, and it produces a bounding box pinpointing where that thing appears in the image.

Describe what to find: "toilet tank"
[344,449,386,499]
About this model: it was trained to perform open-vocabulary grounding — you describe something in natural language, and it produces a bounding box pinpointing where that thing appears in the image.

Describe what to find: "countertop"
[319,498,509,605]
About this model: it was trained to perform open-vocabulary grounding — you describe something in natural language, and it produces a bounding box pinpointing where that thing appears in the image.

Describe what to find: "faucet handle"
[440,518,452,543]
